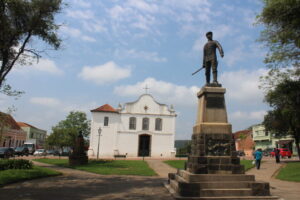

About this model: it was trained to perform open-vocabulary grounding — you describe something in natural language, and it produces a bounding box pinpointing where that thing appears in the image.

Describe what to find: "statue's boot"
[206,70,210,85]
[213,71,218,84]
[206,75,210,85]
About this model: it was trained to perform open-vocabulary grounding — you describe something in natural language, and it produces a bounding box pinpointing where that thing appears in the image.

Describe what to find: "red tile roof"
[0,112,21,130]
[91,104,118,113]
[17,122,38,129]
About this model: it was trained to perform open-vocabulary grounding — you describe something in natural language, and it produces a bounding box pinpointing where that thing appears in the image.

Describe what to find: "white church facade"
[88,94,176,158]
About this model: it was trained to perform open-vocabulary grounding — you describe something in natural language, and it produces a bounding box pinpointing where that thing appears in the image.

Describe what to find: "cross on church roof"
[143,85,150,94]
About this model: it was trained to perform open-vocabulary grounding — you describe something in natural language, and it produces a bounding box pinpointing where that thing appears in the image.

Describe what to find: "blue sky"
[1,0,269,139]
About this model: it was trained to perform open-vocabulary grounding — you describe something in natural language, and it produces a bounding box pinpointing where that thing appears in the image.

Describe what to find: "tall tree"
[257,0,300,70]
[263,79,300,159]
[46,111,90,150]
[0,0,63,89]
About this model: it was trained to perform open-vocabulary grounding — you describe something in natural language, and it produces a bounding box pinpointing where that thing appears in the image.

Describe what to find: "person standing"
[275,148,280,163]
[254,148,263,170]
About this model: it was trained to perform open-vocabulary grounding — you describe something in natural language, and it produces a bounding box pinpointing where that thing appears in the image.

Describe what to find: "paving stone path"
[1,158,299,200]
[146,159,177,178]
[246,158,300,200]
[0,161,173,200]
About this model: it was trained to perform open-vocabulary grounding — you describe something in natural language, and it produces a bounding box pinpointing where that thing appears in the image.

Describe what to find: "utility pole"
[97,127,102,160]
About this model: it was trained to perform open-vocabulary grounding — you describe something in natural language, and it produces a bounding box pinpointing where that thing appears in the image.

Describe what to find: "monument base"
[165,86,279,199]
[69,154,88,166]
[165,170,279,200]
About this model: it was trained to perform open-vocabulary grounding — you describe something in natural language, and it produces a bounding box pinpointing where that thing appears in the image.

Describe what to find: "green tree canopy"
[263,79,300,159]
[257,0,300,70]
[0,0,63,89]
[46,111,90,149]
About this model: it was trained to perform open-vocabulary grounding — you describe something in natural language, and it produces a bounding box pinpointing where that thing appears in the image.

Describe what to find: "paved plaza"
[0,158,299,200]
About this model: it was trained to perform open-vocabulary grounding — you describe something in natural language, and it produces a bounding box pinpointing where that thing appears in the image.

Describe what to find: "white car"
[33,149,47,156]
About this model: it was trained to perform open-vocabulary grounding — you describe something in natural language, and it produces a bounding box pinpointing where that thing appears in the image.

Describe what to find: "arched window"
[129,117,136,130]
[142,118,149,130]
[104,116,109,126]
[155,118,162,131]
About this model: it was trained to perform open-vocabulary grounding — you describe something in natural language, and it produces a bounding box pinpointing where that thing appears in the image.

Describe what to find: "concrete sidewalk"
[146,159,177,178]
[246,158,300,200]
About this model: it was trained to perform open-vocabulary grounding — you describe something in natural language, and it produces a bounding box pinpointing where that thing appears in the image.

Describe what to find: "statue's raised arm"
[202,31,224,86]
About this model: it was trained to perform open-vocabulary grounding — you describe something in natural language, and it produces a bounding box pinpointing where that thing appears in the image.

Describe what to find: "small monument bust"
[69,130,88,166]
[203,31,224,86]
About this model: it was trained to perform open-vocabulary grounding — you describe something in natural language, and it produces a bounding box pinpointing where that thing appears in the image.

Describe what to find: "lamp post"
[97,127,102,160]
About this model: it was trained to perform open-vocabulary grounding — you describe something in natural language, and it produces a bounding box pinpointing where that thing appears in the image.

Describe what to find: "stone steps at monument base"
[170,180,252,197]
[174,174,252,189]
[200,188,252,197]
[173,196,279,200]
[178,170,255,182]
[165,182,280,200]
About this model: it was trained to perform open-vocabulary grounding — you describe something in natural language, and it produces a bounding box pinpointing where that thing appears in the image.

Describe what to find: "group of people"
[253,148,281,170]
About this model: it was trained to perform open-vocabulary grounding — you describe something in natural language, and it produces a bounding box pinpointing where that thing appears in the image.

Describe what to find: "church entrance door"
[138,134,151,157]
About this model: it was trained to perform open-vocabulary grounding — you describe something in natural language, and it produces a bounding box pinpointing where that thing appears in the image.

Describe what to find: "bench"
[114,154,127,159]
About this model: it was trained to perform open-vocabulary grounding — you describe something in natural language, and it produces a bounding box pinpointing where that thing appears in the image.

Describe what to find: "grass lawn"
[34,159,156,176]
[164,160,254,171]
[276,162,300,182]
[0,165,61,186]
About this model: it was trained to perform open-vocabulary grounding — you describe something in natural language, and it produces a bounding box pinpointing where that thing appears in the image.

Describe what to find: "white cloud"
[30,97,61,107]
[72,0,91,8]
[62,101,98,113]
[223,36,265,66]
[127,0,159,13]
[30,59,63,75]
[114,77,199,106]
[104,0,212,38]
[81,35,97,42]
[66,10,94,19]
[78,61,131,85]
[220,68,268,103]
[82,20,107,33]
[114,49,167,62]
[230,110,266,121]
[13,59,63,75]
[61,26,96,42]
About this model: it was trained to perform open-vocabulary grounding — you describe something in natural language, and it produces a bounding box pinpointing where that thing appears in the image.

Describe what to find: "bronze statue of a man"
[203,31,224,85]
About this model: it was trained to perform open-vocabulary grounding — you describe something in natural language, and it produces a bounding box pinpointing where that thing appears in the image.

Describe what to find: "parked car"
[263,148,273,157]
[0,147,15,158]
[237,151,245,156]
[23,142,36,155]
[14,146,29,156]
[33,149,47,156]
[46,150,60,156]
[270,148,292,158]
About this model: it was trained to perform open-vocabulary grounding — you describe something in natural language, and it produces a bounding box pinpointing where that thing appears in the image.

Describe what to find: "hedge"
[0,159,33,170]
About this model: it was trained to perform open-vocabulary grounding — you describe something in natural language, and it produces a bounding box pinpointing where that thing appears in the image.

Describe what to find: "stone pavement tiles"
[246,158,300,200]
[146,159,177,178]
[0,161,173,200]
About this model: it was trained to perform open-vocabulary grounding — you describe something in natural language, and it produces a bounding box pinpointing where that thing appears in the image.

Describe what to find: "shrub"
[0,159,33,170]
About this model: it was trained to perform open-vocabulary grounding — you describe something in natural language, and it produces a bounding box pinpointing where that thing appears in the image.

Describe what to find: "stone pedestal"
[165,86,279,200]
[187,87,244,174]
[69,131,88,166]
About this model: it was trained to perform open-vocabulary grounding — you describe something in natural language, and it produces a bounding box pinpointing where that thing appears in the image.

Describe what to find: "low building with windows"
[0,112,27,148]
[17,122,47,148]
[88,94,177,158]
[252,124,272,150]
[252,124,297,154]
